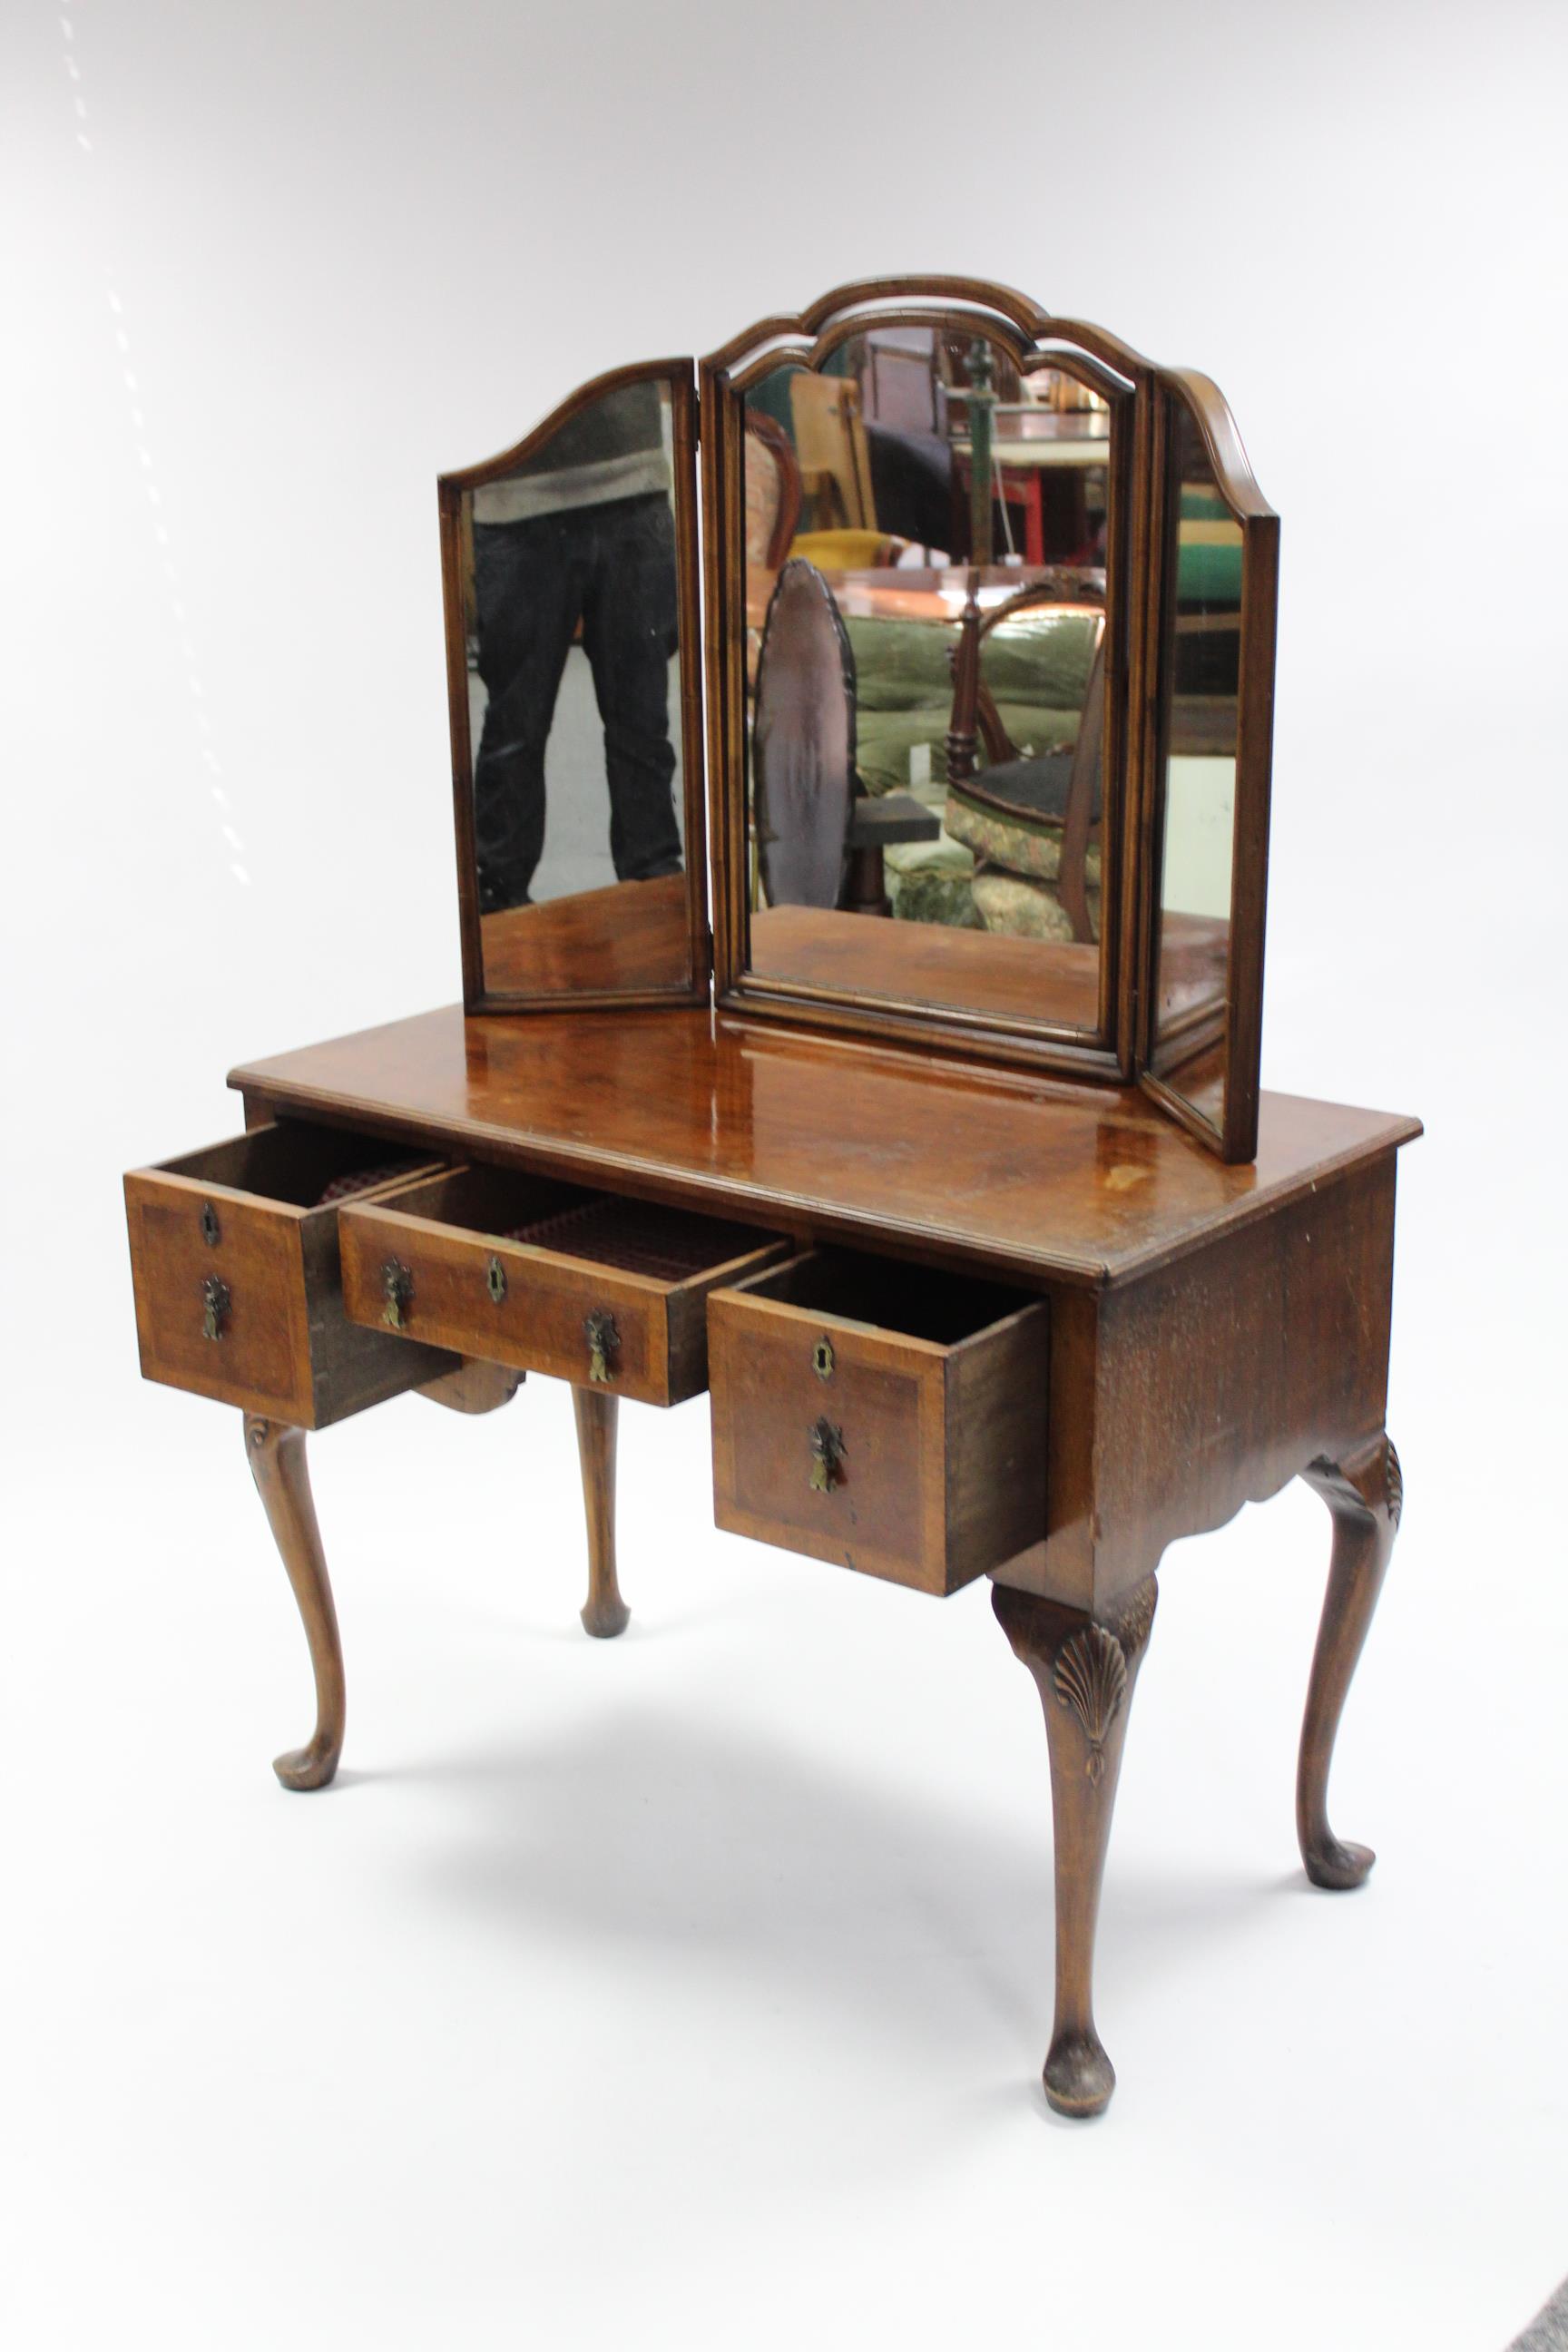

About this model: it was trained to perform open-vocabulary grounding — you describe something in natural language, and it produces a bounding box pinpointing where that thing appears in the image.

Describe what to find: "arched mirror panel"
[703,295,1142,1073]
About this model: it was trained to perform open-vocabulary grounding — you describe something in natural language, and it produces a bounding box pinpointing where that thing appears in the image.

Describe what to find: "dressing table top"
[231,1005,1419,1292]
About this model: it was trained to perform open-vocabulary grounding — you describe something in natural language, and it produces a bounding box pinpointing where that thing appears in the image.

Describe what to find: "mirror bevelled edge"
[1139,368,1279,1163]
[438,357,710,1014]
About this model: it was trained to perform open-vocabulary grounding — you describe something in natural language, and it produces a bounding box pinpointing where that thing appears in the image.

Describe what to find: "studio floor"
[6,1365,1564,2351]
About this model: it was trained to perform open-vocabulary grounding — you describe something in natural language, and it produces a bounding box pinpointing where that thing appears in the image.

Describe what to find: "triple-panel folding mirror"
[439,281,1278,1161]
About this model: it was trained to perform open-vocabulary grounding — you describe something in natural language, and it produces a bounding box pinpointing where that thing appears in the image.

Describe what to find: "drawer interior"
[157,1122,436,1209]
[366,1165,778,1279]
[732,1247,1039,1347]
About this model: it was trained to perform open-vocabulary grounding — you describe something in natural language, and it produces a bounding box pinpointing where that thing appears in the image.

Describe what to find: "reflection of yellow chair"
[789,373,875,530]
[788,528,909,572]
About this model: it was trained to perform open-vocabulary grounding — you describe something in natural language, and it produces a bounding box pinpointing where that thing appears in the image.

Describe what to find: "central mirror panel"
[732,321,1123,1043]
[441,362,707,1009]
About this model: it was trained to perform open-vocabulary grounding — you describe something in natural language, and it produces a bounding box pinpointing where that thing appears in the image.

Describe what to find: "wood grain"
[230,1005,1419,1295]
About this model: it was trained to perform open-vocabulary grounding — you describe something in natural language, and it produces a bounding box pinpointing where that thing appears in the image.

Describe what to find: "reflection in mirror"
[459,376,691,998]
[1150,404,1243,1132]
[739,325,1116,1035]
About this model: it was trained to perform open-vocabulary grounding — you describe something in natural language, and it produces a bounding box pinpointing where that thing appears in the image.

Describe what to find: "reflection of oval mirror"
[440,362,707,1009]
[753,559,858,912]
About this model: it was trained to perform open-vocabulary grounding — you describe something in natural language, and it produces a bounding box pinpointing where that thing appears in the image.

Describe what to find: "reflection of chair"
[743,412,802,568]
[945,575,1107,945]
[789,374,875,530]
[753,561,938,916]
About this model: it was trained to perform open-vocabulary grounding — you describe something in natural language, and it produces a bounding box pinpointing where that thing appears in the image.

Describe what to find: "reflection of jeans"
[472,493,682,911]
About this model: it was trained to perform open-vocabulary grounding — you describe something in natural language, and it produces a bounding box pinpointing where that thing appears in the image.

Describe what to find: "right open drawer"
[708,1249,1050,1595]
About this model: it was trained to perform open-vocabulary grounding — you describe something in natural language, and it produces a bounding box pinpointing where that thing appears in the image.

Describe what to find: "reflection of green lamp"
[966,338,995,566]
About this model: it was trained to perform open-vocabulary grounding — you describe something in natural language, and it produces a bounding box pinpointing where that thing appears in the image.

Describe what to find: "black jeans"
[472,493,682,911]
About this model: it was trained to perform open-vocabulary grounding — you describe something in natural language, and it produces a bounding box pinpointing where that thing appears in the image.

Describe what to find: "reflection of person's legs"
[581,495,683,883]
[473,519,582,911]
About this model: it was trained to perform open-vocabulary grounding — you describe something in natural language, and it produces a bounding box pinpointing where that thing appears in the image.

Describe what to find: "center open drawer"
[708,1249,1050,1595]
[338,1168,787,1406]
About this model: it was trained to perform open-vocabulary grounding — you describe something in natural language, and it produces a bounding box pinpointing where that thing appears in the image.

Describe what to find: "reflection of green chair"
[944,580,1106,945]
[842,602,1102,928]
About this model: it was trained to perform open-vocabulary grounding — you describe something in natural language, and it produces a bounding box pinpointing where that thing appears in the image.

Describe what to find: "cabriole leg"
[993,1576,1158,2119]
[573,1386,629,1639]
[1298,1434,1402,1889]
[243,1415,345,1791]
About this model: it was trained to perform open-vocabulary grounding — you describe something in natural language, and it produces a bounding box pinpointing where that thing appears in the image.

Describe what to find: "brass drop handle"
[382,1259,414,1330]
[201,1274,230,1342]
[584,1309,618,1385]
[808,1416,846,1494]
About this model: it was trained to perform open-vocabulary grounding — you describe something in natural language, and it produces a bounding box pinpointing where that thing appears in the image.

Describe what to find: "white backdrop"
[5,5,1567,2347]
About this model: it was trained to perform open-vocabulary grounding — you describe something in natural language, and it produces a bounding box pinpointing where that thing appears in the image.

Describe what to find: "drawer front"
[126,1171,315,1423]
[337,1176,785,1407]
[124,1127,456,1426]
[709,1251,1050,1596]
[340,1213,669,1399]
[710,1297,946,1587]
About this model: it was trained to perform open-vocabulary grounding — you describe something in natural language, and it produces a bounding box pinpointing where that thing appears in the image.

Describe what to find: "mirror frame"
[701,278,1159,1084]
[438,357,710,1014]
[1137,369,1279,1162]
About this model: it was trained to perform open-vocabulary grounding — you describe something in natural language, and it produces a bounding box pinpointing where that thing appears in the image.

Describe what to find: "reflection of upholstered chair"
[789,373,875,530]
[944,576,1107,945]
[743,412,803,568]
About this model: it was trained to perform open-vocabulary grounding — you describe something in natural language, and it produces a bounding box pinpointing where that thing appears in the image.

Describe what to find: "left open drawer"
[124,1122,459,1426]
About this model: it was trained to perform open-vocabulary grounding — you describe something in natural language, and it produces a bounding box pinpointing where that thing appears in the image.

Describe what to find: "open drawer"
[708,1249,1049,1595]
[124,1122,457,1426]
[338,1168,787,1406]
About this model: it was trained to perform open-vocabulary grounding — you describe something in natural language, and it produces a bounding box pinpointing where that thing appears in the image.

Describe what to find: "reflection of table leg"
[243,1415,345,1791]
[573,1387,629,1639]
[843,845,890,916]
[1298,1434,1402,1888]
[993,1574,1159,2118]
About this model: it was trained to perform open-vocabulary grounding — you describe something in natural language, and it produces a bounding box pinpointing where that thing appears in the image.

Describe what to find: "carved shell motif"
[1385,1441,1404,1529]
[1053,1624,1129,1785]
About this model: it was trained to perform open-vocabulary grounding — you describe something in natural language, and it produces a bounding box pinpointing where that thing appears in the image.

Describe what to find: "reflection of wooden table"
[747,563,1106,632]
[952,431,1111,566]
[480,872,690,996]
[750,904,1227,1035]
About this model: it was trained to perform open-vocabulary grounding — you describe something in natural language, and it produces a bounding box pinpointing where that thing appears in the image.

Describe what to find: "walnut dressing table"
[123,280,1419,2118]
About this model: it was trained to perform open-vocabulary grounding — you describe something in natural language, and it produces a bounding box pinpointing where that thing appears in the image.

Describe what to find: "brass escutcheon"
[382,1259,414,1330]
[201,1273,230,1342]
[585,1308,618,1385]
[486,1254,507,1304]
[199,1200,220,1250]
[812,1336,835,1382]
[808,1415,846,1494]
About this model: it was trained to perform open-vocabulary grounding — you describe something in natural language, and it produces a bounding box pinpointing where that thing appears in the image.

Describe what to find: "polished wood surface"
[230,1005,1418,1292]
[244,1416,346,1790]
[478,873,691,999]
